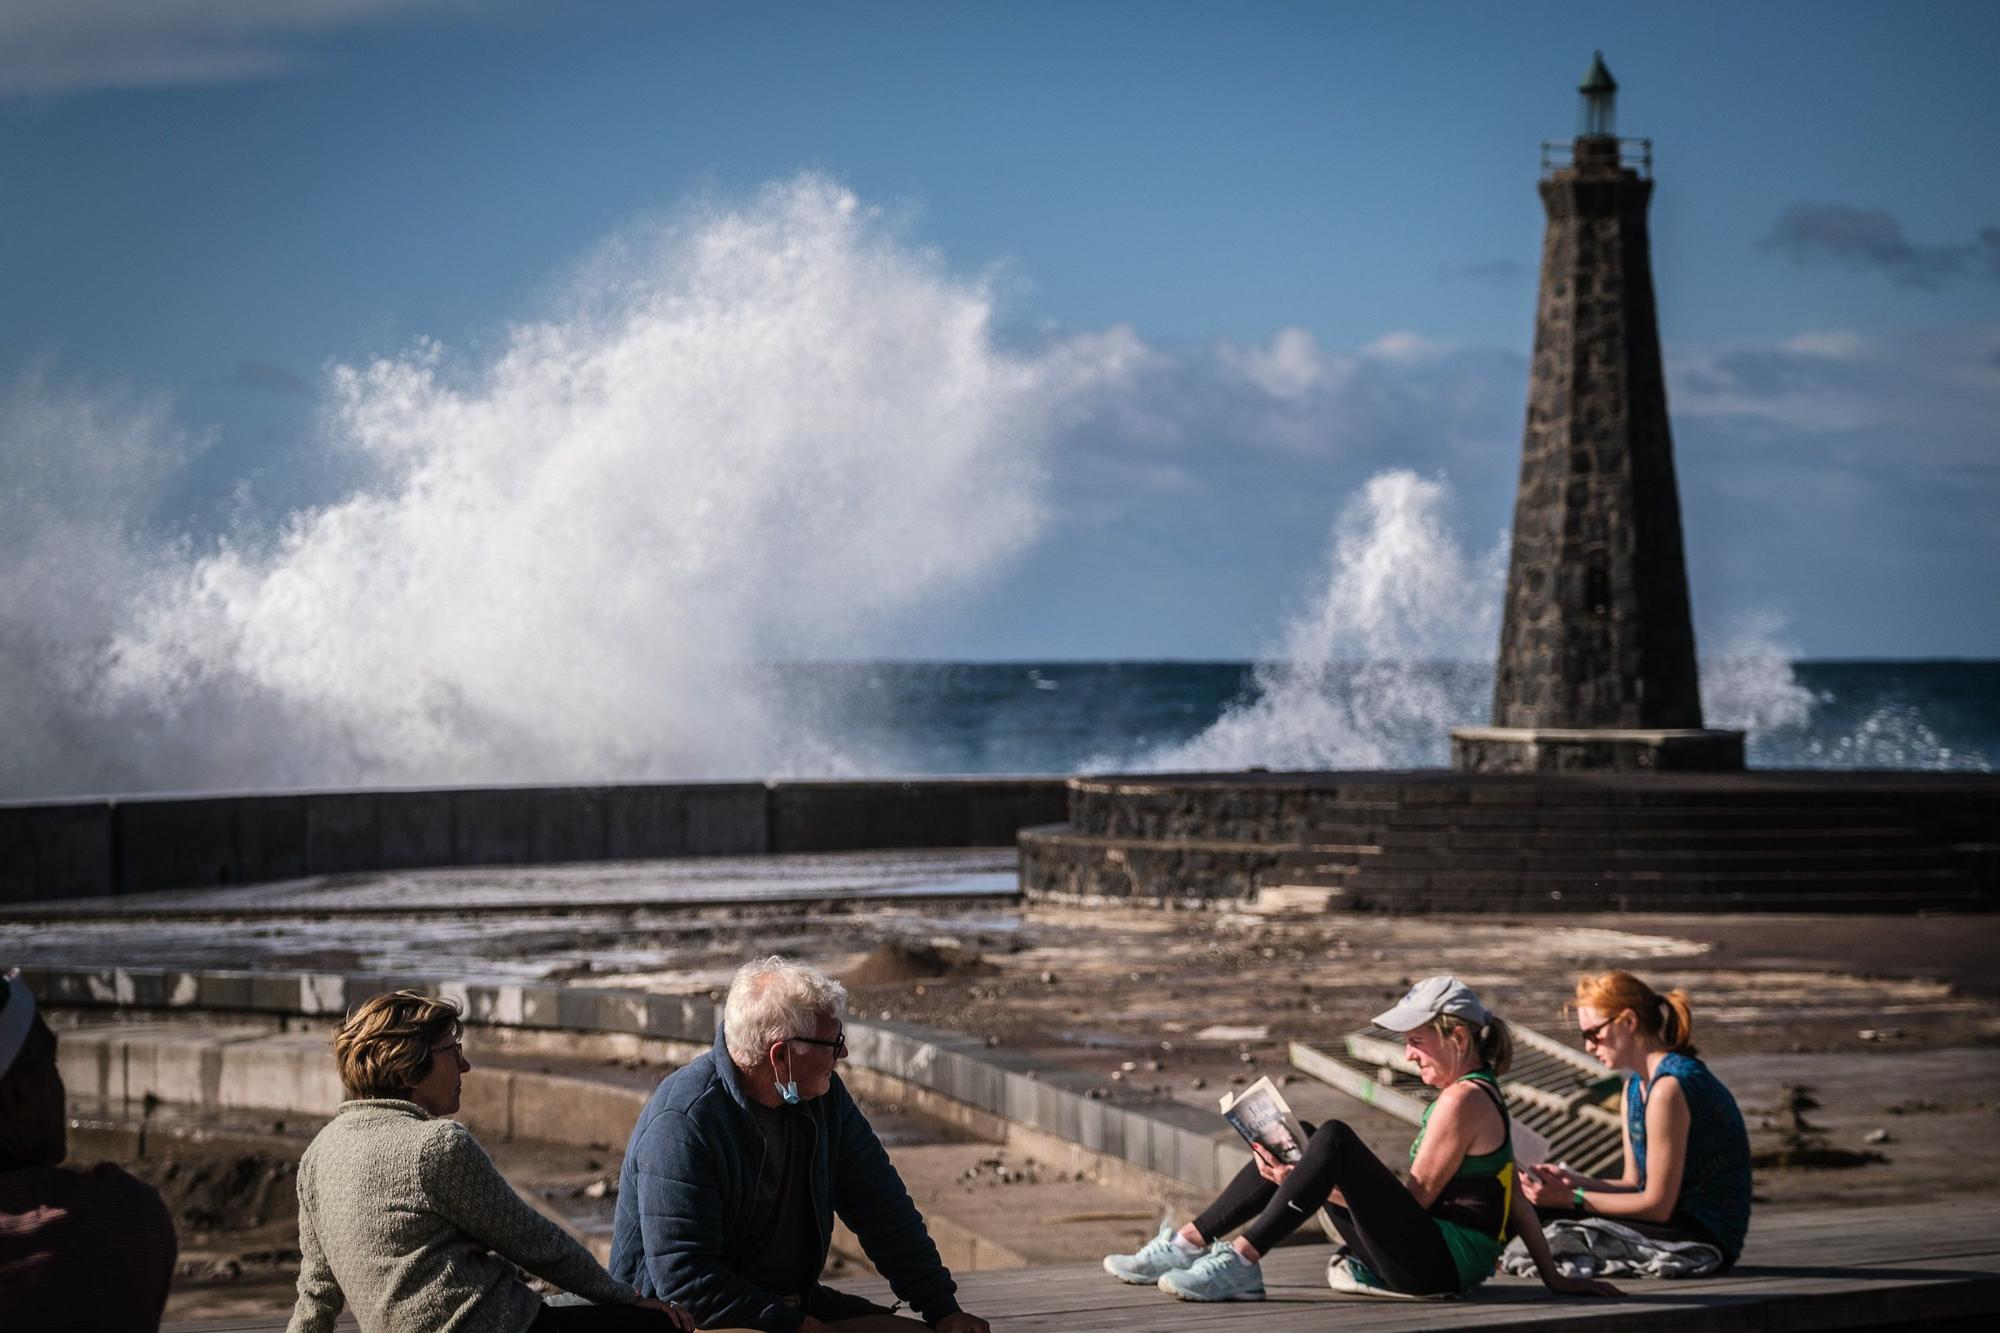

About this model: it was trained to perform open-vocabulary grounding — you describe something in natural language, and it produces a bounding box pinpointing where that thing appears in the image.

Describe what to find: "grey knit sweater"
[288,1099,638,1333]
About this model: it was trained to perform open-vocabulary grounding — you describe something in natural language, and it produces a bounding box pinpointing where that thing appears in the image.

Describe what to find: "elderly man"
[610,957,988,1333]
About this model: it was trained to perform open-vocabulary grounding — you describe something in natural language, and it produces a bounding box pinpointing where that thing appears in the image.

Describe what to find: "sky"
[4,0,1998,674]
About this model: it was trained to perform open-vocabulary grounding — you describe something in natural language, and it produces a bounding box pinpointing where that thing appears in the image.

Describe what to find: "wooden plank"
[161,1203,2000,1333]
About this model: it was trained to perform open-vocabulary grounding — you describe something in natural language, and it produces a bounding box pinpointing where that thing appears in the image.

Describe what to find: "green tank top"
[1408,1068,1515,1291]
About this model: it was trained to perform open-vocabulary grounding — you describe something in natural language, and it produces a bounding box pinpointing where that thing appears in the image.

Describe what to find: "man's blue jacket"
[608,1027,961,1332]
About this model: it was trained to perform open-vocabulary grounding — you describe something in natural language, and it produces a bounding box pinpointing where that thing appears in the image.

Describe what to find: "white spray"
[1140,470,1504,771]
[1142,471,1835,773]
[0,175,1135,796]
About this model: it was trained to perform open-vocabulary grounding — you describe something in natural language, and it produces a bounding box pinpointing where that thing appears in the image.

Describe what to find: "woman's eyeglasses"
[1577,1017,1616,1048]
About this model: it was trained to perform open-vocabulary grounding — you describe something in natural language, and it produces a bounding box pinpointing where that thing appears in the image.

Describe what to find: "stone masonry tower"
[1453,54,1743,772]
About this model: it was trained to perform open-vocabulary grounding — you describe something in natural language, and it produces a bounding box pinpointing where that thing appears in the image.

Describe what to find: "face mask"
[777,1048,800,1106]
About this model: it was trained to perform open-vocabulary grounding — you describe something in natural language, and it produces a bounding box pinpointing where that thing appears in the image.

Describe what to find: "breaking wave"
[1134,470,1502,771]
[0,176,1136,797]
[1131,473,1970,774]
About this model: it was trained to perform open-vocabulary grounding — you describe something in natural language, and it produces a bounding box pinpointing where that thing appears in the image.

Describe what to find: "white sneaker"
[1103,1221,1197,1285]
[1158,1242,1266,1302]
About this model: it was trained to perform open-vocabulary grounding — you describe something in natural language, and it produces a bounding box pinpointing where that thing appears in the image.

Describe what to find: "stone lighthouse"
[1453,53,1744,772]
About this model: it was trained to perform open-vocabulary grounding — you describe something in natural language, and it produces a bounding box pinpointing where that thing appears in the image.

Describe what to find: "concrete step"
[1375,804,1918,831]
[1338,866,1989,913]
[1363,847,1958,874]
[1294,811,1931,844]
[1350,865,1970,890]
[1021,812,1992,912]
[1345,885,1995,914]
[1371,825,1934,852]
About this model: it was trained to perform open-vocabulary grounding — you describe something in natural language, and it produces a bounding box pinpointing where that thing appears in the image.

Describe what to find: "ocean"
[785,660,2000,777]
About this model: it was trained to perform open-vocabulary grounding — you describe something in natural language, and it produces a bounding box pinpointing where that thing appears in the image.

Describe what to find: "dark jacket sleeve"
[827,1080,961,1323]
[632,1104,804,1333]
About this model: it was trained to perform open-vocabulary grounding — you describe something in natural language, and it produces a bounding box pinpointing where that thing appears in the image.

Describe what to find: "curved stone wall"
[1027,770,2000,912]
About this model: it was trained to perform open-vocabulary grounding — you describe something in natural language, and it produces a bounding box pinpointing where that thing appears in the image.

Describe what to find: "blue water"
[783,660,1999,776]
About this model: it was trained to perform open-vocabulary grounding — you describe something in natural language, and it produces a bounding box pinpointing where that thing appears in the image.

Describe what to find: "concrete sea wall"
[0,777,1066,905]
[34,962,1237,1198]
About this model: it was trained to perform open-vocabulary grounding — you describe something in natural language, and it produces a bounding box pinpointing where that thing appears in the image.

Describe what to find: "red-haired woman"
[1522,971,1752,1270]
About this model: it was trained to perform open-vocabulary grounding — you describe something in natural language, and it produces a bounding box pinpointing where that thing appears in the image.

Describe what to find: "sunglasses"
[1577,1016,1618,1048]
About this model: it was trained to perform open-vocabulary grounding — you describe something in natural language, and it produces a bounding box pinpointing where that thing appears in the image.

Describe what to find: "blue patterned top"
[1626,1051,1753,1261]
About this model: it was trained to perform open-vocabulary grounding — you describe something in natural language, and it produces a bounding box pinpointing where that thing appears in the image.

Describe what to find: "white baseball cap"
[1372,975,1491,1033]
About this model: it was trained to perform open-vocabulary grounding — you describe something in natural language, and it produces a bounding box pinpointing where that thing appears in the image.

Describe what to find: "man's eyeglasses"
[790,1030,848,1058]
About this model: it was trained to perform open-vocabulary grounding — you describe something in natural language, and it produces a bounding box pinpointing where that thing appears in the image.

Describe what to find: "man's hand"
[933,1313,991,1333]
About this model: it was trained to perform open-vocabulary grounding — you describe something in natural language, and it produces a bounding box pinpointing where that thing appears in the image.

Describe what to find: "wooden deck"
[163,1200,2000,1332]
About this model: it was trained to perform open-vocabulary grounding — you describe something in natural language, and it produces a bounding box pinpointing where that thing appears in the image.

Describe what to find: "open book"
[1218,1075,1308,1165]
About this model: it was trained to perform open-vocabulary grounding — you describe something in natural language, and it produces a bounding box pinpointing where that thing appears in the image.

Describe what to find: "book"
[1218,1075,1308,1165]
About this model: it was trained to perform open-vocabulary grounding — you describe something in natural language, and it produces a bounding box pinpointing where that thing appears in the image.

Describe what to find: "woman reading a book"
[1103,976,1619,1303]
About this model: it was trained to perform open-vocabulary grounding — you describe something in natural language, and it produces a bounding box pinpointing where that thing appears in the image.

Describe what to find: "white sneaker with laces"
[1102,1222,1197,1285]
[1158,1242,1266,1302]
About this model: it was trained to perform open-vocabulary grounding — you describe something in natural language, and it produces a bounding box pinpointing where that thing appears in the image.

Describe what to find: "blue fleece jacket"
[608,1028,960,1332]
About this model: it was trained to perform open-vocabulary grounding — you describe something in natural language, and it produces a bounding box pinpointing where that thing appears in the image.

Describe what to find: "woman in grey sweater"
[288,991,692,1333]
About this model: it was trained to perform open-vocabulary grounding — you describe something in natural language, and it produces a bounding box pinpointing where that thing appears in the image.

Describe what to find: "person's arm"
[417,1123,639,1306]
[1403,1082,1489,1208]
[826,1079,972,1329]
[630,1108,803,1333]
[1507,1175,1621,1297]
[284,1187,344,1333]
[1571,1077,1689,1224]
[1522,1085,1642,1204]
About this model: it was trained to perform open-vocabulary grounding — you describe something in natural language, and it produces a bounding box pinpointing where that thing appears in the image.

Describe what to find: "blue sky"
[4,0,1998,668]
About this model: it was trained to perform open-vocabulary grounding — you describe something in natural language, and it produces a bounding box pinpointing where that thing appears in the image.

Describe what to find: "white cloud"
[1778,329,1866,359]
[1671,323,2000,454]
[1360,330,1449,363]
[1219,326,1336,401]
[0,0,439,95]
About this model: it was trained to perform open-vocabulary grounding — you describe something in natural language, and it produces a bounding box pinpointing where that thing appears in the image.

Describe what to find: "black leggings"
[1191,1119,1461,1297]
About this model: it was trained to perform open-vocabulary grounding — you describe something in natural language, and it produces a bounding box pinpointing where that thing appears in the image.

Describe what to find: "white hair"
[722,955,847,1069]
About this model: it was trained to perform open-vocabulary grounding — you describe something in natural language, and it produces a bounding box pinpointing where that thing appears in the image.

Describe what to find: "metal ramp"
[1289,1022,1624,1178]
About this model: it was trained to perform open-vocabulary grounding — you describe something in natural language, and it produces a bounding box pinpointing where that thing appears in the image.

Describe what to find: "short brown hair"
[332,990,462,1100]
